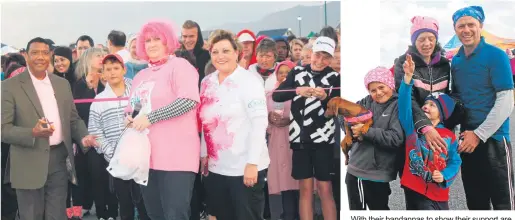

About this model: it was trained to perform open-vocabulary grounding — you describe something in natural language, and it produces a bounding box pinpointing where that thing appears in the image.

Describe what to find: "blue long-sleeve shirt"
[398,78,461,202]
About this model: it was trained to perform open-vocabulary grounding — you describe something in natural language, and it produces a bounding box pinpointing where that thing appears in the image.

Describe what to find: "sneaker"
[108,218,115,220]
[99,218,105,220]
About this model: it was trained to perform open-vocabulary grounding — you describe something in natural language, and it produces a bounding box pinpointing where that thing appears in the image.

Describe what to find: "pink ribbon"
[73,87,341,104]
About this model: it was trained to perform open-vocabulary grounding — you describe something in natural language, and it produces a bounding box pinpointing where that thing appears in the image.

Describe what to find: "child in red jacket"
[398,54,462,210]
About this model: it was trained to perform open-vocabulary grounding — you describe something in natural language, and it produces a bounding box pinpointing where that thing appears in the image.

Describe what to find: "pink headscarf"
[273,60,296,87]
[136,19,181,61]
[364,66,395,90]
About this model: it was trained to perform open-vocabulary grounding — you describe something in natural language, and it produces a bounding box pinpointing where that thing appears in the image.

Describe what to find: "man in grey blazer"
[1,37,98,220]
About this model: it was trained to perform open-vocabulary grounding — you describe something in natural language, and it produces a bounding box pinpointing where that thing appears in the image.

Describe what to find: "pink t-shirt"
[510,58,515,76]
[126,56,200,172]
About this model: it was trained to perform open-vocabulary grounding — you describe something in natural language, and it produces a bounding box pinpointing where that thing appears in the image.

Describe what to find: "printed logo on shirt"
[130,81,156,114]
[248,99,266,111]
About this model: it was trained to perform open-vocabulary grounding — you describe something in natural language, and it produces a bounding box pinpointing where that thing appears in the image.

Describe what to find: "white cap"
[238,33,255,43]
[312,36,336,57]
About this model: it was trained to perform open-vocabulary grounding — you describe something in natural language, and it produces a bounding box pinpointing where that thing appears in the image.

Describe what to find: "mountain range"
[206,1,341,37]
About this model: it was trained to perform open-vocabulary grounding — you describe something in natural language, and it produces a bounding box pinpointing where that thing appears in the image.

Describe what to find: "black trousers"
[189,170,206,220]
[281,190,299,220]
[461,137,515,210]
[403,187,449,210]
[66,146,89,208]
[263,178,271,219]
[89,151,118,219]
[113,178,149,220]
[1,142,18,220]
[204,170,266,220]
[345,172,391,210]
[77,146,93,210]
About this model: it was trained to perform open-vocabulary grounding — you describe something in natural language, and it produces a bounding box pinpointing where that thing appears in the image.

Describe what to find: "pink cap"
[410,16,439,36]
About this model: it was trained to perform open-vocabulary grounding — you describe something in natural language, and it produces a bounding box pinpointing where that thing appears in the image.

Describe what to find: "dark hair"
[183,20,198,29]
[1,55,8,70]
[5,63,24,78]
[299,37,309,45]
[76,35,94,47]
[4,53,27,68]
[256,38,277,57]
[107,30,126,47]
[319,26,338,46]
[208,30,240,52]
[26,37,50,53]
[103,56,124,68]
[287,35,297,43]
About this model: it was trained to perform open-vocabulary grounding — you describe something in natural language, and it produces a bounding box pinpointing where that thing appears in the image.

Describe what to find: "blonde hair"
[289,39,304,49]
[74,47,106,80]
[303,43,313,51]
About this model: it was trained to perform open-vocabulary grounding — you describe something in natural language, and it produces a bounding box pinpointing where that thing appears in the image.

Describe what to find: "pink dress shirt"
[29,70,63,145]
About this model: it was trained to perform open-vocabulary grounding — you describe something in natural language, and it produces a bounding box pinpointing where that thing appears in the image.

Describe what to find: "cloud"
[380,0,515,66]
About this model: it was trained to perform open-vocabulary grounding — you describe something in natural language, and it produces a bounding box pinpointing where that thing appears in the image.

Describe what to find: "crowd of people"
[1,17,341,220]
[2,3,514,220]
[347,5,515,210]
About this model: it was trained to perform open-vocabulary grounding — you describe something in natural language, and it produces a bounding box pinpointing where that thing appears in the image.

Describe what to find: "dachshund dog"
[325,97,373,165]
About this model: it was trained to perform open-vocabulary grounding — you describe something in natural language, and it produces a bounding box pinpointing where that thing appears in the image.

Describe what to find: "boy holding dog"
[345,67,405,210]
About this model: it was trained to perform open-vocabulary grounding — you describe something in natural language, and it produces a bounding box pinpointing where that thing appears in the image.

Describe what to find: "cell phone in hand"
[42,118,53,129]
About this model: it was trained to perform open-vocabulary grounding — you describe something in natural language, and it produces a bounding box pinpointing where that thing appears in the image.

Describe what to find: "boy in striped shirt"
[88,54,149,219]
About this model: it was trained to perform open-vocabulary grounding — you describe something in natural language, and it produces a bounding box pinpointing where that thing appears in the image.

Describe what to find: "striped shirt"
[88,78,132,162]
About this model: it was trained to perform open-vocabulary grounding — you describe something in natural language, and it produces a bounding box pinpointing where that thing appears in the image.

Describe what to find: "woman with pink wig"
[124,20,201,220]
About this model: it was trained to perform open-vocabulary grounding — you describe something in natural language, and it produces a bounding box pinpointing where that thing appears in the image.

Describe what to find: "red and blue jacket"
[398,79,461,202]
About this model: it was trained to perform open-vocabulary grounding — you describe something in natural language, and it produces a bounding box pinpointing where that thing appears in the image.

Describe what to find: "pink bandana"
[344,110,373,123]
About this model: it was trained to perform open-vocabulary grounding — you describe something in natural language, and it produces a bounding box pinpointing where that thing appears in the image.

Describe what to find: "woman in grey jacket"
[345,67,405,210]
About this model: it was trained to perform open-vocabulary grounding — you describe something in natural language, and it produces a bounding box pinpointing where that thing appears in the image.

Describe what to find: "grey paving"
[387,111,515,210]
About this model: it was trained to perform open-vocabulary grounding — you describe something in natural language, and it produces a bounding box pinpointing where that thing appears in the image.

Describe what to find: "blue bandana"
[452,6,485,25]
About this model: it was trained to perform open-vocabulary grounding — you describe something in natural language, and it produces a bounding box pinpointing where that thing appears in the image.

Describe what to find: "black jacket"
[272,65,340,149]
[54,64,77,91]
[347,94,405,182]
[393,45,450,132]
[175,23,211,89]
[72,77,105,127]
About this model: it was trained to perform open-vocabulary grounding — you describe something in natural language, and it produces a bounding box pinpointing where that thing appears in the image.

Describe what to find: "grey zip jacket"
[347,94,405,182]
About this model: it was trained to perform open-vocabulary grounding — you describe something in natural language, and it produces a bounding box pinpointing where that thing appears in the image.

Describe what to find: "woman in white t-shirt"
[199,30,270,220]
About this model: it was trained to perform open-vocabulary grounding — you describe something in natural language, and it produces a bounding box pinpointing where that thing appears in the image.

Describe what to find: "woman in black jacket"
[52,46,86,219]
[393,16,453,155]
[53,47,77,88]
[73,48,119,220]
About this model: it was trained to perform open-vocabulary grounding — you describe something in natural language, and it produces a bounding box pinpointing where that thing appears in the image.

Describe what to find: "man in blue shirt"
[451,6,515,210]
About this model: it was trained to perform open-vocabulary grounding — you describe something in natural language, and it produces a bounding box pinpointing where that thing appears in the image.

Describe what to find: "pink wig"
[136,19,181,61]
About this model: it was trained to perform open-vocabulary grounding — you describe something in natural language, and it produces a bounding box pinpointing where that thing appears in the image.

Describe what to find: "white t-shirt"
[199,66,270,176]
[116,49,131,64]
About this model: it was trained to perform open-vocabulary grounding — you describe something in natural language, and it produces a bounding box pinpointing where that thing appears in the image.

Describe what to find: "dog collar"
[344,110,373,123]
